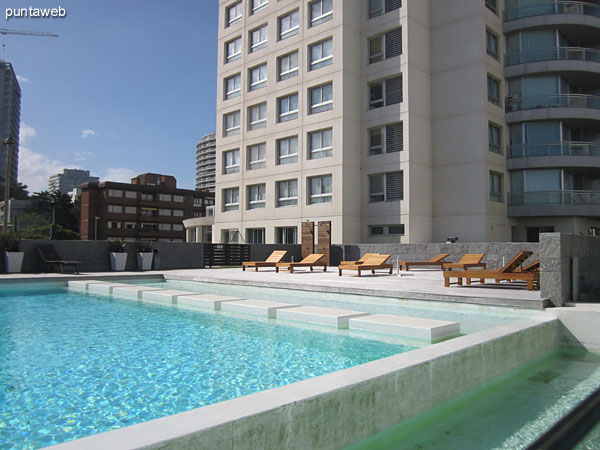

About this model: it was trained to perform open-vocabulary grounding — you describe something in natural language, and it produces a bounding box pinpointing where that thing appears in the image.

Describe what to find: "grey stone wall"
[7,240,205,273]
[342,242,539,270]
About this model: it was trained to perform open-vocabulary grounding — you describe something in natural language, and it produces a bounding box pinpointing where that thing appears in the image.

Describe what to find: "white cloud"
[16,75,29,84]
[81,129,96,139]
[102,168,137,183]
[18,123,69,193]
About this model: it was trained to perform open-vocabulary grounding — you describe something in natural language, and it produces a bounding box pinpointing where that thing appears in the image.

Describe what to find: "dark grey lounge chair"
[37,244,82,274]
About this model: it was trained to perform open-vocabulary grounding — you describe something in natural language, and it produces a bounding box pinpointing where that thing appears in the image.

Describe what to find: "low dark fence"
[204,244,250,268]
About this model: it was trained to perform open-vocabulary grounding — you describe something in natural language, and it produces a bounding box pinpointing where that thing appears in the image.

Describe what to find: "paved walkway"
[0,266,548,309]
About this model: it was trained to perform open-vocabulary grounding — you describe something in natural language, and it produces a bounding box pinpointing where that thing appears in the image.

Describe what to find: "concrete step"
[221,299,300,319]
[112,285,165,300]
[88,282,133,296]
[349,314,460,342]
[141,289,198,305]
[176,293,246,311]
[276,305,369,329]
[67,280,107,292]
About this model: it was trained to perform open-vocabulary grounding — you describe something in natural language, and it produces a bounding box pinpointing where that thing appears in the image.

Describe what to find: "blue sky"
[2,0,218,192]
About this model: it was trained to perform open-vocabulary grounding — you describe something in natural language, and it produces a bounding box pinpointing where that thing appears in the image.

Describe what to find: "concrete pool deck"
[0,266,548,309]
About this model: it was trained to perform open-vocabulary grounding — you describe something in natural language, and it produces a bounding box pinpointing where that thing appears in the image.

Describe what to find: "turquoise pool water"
[145,279,537,334]
[0,286,412,450]
[347,350,600,450]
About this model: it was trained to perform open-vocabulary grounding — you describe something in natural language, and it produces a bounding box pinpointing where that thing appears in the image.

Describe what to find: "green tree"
[22,191,80,239]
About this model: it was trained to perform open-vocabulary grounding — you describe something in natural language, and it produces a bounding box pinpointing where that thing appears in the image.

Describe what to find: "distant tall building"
[196,132,216,192]
[0,60,20,189]
[48,169,99,194]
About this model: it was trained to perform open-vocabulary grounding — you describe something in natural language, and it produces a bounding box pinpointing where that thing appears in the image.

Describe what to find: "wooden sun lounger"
[338,254,393,277]
[275,253,327,273]
[443,251,539,290]
[242,250,287,271]
[398,253,449,271]
[37,243,82,274]
[338,253,382,267]
[442,254,486,271]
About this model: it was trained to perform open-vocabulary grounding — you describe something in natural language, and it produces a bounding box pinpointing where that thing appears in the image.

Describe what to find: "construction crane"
[0,28,58,38]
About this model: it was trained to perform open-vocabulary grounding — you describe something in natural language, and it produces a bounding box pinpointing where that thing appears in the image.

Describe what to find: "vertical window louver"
[386,123,403,153]
[386,171,404,201]
[385,75,403,105]
[385,0,402,12]
[385,28,402,59]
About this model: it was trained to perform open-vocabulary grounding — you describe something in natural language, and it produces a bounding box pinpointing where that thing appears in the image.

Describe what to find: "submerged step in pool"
[347,350,600,450]
[0,286,413,450]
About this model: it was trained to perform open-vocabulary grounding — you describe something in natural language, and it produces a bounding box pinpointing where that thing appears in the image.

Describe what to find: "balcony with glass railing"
[508,141,600,158]
[504,1,600,22]
[509,190,600,206]
[505,47,600,66]
[505,94,600,112]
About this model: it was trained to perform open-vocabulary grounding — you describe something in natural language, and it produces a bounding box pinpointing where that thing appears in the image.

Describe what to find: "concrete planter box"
[109,252,128,271]
[136,252,153,271]
[4,251,24,273]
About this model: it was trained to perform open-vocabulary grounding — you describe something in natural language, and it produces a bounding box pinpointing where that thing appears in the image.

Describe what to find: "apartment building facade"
[214,0,600,244]
[48,168,100,194]
[196,132,217,192]
[0,60,20,189]
[80,173,213,241]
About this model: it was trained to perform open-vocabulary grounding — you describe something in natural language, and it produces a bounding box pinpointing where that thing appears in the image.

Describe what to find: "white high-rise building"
[0,60,20,189]
[214,0,600,244]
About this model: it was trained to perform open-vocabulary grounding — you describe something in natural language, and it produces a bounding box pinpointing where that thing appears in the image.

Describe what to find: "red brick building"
[80,173,214,241]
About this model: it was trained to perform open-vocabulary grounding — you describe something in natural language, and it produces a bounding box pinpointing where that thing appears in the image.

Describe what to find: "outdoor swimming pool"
[0,285,412,449]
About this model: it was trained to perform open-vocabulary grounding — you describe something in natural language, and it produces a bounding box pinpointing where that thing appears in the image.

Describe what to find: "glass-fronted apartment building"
[214,0,600,244]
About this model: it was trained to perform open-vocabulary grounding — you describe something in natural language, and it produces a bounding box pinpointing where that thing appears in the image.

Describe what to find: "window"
[310,0,332,27]
[247,143,266,170]
[308,175,332,204]
[108,189,122,198]
[369,75,402,109]
[489,122,502,154]
[248,102,267,130]
[369,224,405,236]
[159,208,171,216]
[369,122,403,155]
[251,0,268,14]
[224,111,240,136]
[278,51,299,81]
[369,172,403,202]
[140,208,155,217]
[308,128,332,159]
[249,64,267,91]
[223,149,240,174]
[250,24,268,53]
[276,226,297,244]
[369,0,402,18]
[487,75,500,106]
[173,195,184,203]
[277,136,298,165]
[277,179,298,207]
[309,82,333,114]
[141,193,153,201]
[247,184,266,209]
[125,190,136,199]
[486,29,499,60]
[108,221,121,229]
[173,209,184,217]
[173,224,183,231]
[159,223,171,231]
[225,37,242,63]
[225,73,241,99]
[125,222,136,229]
[278,93,298,122]
[159,193,172,201]
[309,38,333,70]
[490,171,503,202]
[246,228,265,244]
[223,187,239,211]
[369,28,402,64]
[485,0,497,15]
[222,229,239,243]
[107,204,122,213]
[125,206,137,214]
[226,2,242,26]
[279,10,299,40]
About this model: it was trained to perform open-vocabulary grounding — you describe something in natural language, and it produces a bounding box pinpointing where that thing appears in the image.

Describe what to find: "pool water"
[0,287,412,450]
[347,350,600,450]
[146,279,537,334]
